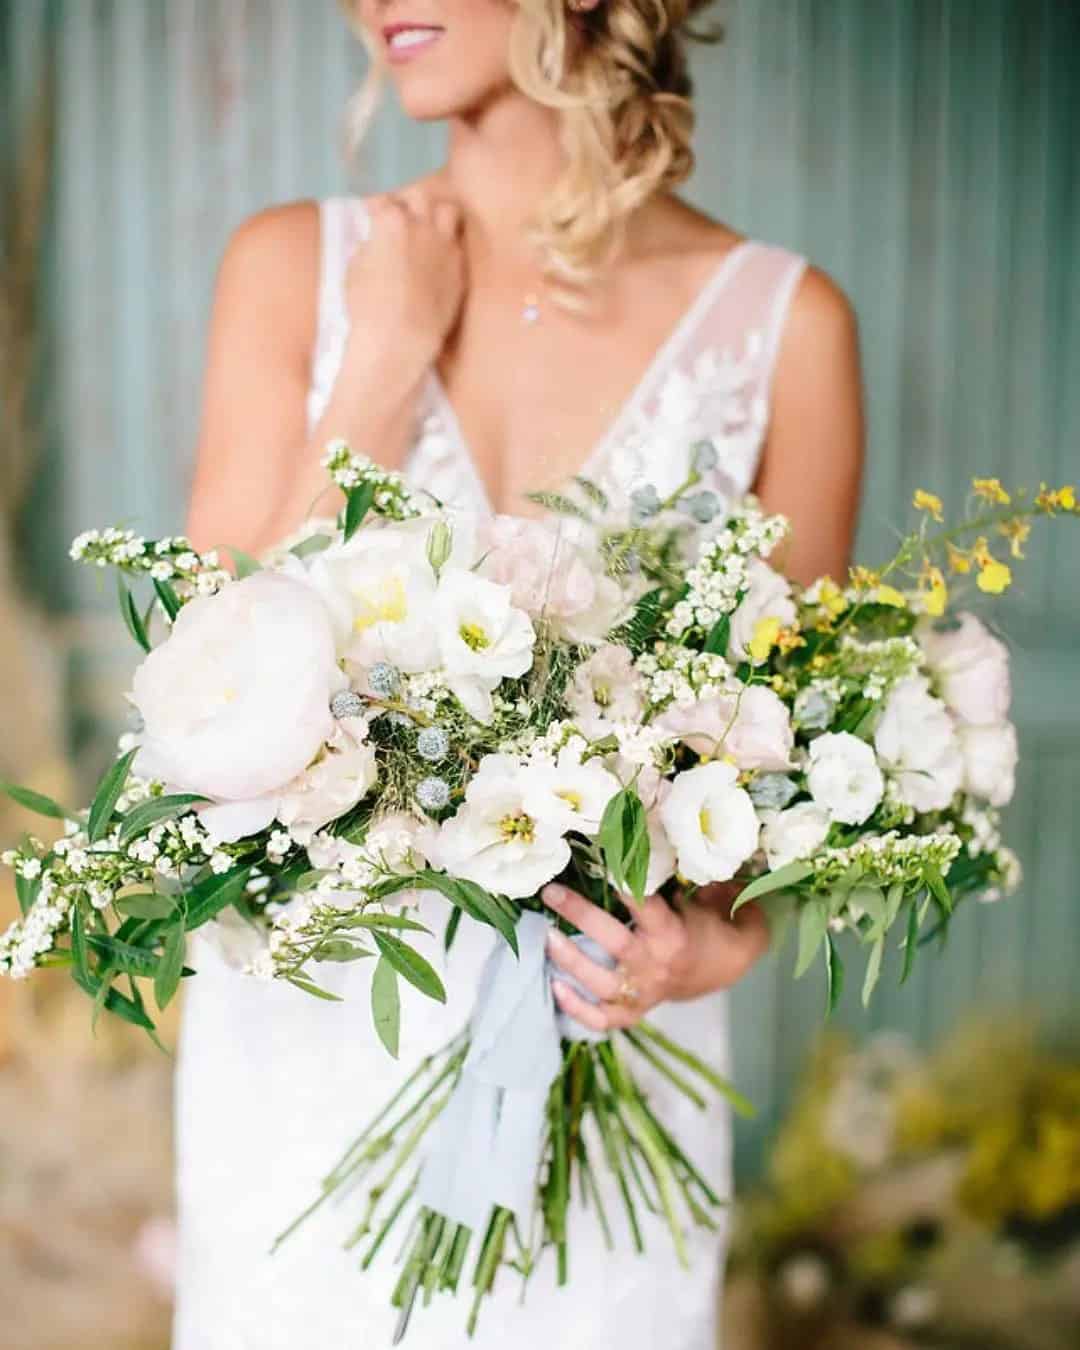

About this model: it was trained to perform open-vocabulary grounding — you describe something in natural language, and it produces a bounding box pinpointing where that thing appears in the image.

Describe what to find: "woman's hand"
[540,881,770,1033]
[345,189,466,376]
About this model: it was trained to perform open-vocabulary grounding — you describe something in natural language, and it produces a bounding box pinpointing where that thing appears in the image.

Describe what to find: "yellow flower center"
[592,681,612,709]
[699,806,715,840]
[459,622,491,652]
[556,789,583,812]
[352,576,407,634]
[499,811,535,844]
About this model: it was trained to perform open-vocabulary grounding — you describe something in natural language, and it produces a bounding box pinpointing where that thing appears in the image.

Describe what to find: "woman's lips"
[383,25,445,63]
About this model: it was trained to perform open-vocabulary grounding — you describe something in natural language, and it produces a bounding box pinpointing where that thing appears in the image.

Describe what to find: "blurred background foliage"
[0,2,1077,1347]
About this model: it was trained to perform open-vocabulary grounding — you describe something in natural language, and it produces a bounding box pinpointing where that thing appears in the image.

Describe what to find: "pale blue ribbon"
[415,912,616,1231]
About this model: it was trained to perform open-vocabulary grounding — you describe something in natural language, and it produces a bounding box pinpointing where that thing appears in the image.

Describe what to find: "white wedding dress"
[173,197,807,1350]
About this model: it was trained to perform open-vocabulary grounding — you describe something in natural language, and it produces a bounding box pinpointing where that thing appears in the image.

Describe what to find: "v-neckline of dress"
[423,239,755,516]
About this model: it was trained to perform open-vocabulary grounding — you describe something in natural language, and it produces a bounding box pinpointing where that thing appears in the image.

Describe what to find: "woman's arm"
[185,195,464,558]
[753,266,866,585]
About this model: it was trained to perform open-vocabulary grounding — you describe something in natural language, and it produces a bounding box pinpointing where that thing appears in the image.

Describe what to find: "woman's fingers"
[552,979,640,1033]
[433,199,462,238]
[545,928,621,1002]
[540,884,634,961]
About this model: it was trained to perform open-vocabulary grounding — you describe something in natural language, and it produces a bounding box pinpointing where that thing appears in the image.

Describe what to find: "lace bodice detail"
[307,198,807,517]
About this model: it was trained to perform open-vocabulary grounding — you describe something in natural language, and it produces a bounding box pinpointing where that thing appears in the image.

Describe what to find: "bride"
[178,1,863,1346]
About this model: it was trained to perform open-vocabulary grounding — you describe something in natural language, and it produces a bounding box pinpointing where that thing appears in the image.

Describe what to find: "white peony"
[874,677,963,813]
[659,760,760,884]
[431,754,570,898]
[130,571,343,840]
[656,683,794,770]
[727,559,797,664]
[958,722,1018,807]
[759,802,832,869]
[566,644,646,739]
[277,738,379,845]
[521,751,621,836]
[435,569,537,723]
[476,515,626,644]
[806,732,885,825]
[303,518,442,675]
[917,612,1011,725]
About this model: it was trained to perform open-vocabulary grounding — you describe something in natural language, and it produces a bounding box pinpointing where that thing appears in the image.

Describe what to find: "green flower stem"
[589,1075,645,1252]
[631,1021,756,1118]
[622,1029,708,1110]
[466,1208,512,1337]
[575,1134,614,1251]
[360,1172,420,1271]
[548,1057,571,1283]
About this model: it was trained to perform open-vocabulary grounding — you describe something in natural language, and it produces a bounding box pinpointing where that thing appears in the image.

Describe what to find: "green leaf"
[794,897,829,979]
[286,974,344,1002]
[117,793,207,846]
[703,613,731,656]
[851,883,887,941]
[522,489,591,521]
[183,865,253,931]
[72,968,157,1031]
[290,533,332,560]
[734,861,814,913]
[312,940,372,962]
[87,748,138,844]
[373,932,446,1004]
[884,881,905,931]
[153,577,181,621]
[228,547,262,578]
[900,899,920,985]
[444,907,462,953]
[14,870,40,917]
[598,787,651,901]
[342,911,430,935]
[371,956,401,1058]
[572,476,609,513]
[114,893,177,920]
[343,481,376,542]
[154,924,186,1010]
[117,575,151,653]
[825,932,845,1015]
[376,871,518,955]
[1,781,68,820]
[861,936,885,1007]
[86,934,162,977]
[71,902,91,983]
[924,865,953,915]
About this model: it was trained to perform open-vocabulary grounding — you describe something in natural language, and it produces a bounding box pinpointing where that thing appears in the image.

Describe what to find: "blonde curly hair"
[339,0,722,289]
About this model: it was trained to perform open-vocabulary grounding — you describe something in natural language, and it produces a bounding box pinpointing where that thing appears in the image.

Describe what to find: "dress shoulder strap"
[307,197,370,434]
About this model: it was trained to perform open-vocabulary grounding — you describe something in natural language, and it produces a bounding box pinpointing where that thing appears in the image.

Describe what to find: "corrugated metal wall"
[5,0,1079,1171]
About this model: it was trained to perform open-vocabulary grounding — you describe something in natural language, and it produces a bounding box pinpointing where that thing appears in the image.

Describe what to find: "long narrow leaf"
[87,748,138,844]
[117,576,151,653]
[373,933,446,1003]
[1,781,69,820]
[118,793,207,846]
[154,924,186,1010]
[183,864,253,931]
[153,577,181,621]
[732,861,813,912]
[371,957,401,1058]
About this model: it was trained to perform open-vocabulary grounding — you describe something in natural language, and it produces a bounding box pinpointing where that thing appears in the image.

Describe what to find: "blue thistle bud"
[368,662,401,698]
[692,439,719,474]
[330,689,364,720]
[629,485,661,524]
[416,777,451,813]
[682,491,720,524]
[417,726,450,763]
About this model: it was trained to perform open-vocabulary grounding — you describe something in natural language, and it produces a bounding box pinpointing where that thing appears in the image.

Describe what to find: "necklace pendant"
[522,293,541,326]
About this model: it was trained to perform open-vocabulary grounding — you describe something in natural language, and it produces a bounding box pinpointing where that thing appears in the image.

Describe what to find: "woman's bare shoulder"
[213,200,322,360]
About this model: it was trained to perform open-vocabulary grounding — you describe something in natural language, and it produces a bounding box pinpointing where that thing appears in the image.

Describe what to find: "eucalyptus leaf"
[117,793,207,846]
[87,748,138,844]
[794,898,829,979]
[1,781,68,820]
[373,933,446,1004]
[371,956,401,1059]
[154,924,186,1010]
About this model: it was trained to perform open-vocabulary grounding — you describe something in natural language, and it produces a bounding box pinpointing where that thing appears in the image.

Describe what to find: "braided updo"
[341,0,722,289]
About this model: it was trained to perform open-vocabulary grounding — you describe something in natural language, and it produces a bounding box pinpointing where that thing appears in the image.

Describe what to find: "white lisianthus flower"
[659,761,759,884]
[917,612,1011,725]
[431,754,570,898]
[435,570,537,723]
[130,571,344,840]
[656,684,794,770]
[807,732,885,825]
[303,518,441,675]
[476,516,626,645]
[521,750,621,835]
[727,559,797,664]
[566,644,645,738]
[958,721,1018,807]
[758,802,832,869]
[874,677,963,813]
[277,739,379,845]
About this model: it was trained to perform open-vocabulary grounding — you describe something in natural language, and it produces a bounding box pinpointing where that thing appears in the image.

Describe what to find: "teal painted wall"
[5,0,1078,1172]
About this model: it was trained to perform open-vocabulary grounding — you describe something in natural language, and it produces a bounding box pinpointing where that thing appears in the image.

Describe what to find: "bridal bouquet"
[1,441,1075,1338]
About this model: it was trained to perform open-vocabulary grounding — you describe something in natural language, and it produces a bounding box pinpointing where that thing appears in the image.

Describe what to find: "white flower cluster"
[0,874,68,979]
[321,441,422,519]
[665,504,788,639]
[70,529,230,595]
[810,830,962,887]
[836,635,923,703]
[636,644,732,711]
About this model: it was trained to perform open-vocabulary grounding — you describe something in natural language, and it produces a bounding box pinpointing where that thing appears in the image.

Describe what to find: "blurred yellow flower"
[972,537,1012,594]
[913,489,944,522]
[749,615,782,663]
[775,626,806,654]
[874,584,908,608]
[997,517,1031,559]
[945,541,972,573]
[849,565,881,590]
[816,577,847,620]
[972,477,1011,505]
[1036,483,1077,513]
[919,563,948,616]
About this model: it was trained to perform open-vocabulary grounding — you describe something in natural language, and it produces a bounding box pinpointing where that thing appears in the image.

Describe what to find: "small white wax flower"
[806,732,885,825]
[565,644,645,739]
[660,760,759,884]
